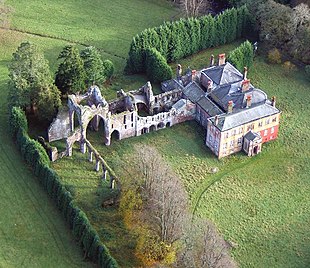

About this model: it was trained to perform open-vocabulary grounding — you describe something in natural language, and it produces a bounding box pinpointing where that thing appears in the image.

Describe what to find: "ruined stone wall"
[48,108,71,142]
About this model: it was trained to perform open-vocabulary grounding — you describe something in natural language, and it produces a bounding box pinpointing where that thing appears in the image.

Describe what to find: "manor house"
[48,54,280,159]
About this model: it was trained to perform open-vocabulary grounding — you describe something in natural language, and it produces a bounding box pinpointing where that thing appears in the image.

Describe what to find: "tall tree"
[55,45,86,94]
[80,46,106,86]
[8,41,61,121]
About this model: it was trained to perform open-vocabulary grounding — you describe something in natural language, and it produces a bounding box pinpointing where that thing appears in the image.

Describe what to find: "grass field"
[0,0,178,267]
[53,44,310,268]
[0,30,94,267]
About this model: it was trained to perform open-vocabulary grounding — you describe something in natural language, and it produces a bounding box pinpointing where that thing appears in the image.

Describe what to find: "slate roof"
[197,96,223,117]
[209,81,267,112]
[201,62,243,86]
[244,130,261,141]
[172,99,186,110]
[182,81,205,103]
[161,79,182,92]
[209,103,280,131]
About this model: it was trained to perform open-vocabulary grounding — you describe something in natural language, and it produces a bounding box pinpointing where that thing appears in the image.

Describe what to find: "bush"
[145,48,173,83]
[267,48,282,64]
[282,61,297,74]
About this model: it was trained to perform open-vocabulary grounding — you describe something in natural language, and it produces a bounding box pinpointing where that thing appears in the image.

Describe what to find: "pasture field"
[53,44,310,268]
[0,0,178,267]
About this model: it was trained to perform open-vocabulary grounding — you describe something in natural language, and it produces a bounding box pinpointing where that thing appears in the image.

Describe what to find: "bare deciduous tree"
[177,218,237,268]
[134,144,189,244]
[180,0,211,17]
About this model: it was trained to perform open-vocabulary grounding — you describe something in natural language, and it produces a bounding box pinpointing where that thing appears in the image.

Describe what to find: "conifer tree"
[80,46,105,86]
[55,45,86,94]
[8,41,61,121]
[145,48,173,83]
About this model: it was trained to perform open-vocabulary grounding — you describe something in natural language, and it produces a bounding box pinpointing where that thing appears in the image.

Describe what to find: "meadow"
[0,0,178,267]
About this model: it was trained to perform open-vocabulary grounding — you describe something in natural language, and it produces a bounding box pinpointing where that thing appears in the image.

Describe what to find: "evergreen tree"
[8,41,61,121]
[80,46,106,86]
[102,60,115,81]
[145,48,173,84]
[55,45,86,94]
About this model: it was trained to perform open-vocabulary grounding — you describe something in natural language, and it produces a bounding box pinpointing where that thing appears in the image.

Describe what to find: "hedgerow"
[125,5,249,77]
[8,106,118,268]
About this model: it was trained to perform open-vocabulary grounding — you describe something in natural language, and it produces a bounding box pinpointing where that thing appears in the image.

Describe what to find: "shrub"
[267,48,282,64]
[283,61,297,74]
[145,48,173,83]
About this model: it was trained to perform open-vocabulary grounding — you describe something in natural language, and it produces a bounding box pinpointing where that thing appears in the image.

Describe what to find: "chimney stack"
[176,64,182,79]
[207,80,212,93]
[271,96,276,107]
[191,70,197,82]
[214,115,219,126]
[243,67,248,80]
[242,79,251,92]
[218,53,226,66]
[246,95,252,108]
[210,54,215,66]
[227,100,233,114]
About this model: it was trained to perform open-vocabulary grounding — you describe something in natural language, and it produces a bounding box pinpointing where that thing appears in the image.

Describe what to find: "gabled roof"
[244,130,261,141]
[209,103,280,131]
[210,81,267,112]
[201,62,243,86]
[182,81,205,103]
[197,96,223,117]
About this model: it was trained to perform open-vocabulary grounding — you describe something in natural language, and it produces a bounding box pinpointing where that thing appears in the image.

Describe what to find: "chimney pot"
[191,70,197,82]
[176,64,182,78]
[243,67,248,80]
[210,54,215,66]
[242,79,251,92]
[207,80,212,93]
[246,95,252,108]
[227,100,233,113]
[214,115,219,126]
[218,53,226,66]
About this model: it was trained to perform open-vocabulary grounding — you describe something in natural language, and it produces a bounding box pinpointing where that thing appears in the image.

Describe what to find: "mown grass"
[54,44,310,268]
[6,0,179,71]
[0,30,94,268]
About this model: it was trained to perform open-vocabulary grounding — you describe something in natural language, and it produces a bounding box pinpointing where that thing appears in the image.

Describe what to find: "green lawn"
[54,45,310,268]
[6,0,179,72]
[0,0,179,267]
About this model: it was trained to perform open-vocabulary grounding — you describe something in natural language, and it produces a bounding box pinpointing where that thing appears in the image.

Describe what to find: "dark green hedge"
[145,48,173,83]
[125,5,249,75]
[8,106,118,268]
[228,40,254,72]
